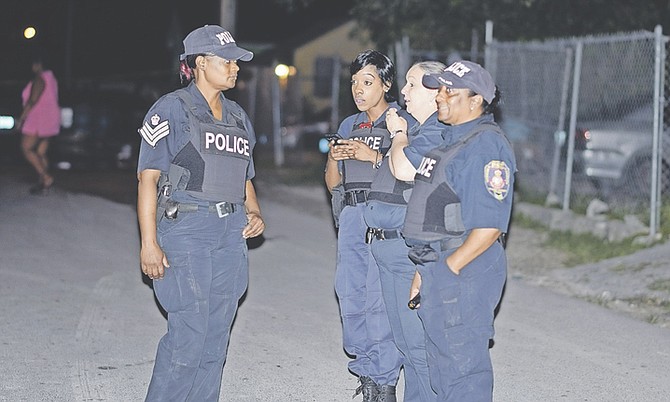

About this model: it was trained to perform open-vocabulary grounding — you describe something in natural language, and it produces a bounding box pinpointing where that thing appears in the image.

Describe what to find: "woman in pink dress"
[18,58,61,194]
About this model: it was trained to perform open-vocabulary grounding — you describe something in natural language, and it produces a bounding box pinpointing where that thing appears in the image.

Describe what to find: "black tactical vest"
[170,89,251,204]
[341,121,392,192]
[403,122,504,243]
[366,123,421,205]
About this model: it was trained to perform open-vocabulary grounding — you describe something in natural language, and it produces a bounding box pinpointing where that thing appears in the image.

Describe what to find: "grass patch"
[513,211,649,267]
[610,262,650,273]
[544,230,648,266]
[648,279,670,293]
[659,201,670,236]
[511,212,547,231]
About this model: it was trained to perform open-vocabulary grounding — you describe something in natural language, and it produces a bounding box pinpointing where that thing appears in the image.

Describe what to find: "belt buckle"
[215,201,231,218]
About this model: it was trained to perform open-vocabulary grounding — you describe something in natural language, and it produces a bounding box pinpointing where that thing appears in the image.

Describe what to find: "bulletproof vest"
[366,123,421,205]
[403,122,503,243]
[171,89,251,204]
[341,121,392,191]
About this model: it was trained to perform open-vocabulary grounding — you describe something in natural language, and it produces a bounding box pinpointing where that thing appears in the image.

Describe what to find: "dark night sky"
[0,0,354,84]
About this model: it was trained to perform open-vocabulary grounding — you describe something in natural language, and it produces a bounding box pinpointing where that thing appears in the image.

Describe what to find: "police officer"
[364,61,447,401]
[324,50,409,402]
[404,61,516,401]
[137,25,265,402]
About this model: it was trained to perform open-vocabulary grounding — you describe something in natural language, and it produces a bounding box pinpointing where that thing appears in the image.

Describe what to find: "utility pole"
[220,0,237,34]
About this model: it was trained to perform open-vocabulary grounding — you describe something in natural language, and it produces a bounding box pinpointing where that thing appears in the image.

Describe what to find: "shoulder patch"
[139,113,170,147]
[484,160,511,201]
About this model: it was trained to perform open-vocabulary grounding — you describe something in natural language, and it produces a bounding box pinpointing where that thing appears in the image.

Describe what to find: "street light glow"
[274,64,290,79]
[24,26,36,39]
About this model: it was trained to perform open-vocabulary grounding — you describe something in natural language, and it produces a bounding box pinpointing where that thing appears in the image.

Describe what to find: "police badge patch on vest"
[140,114,170,147]
[484,160,511,201]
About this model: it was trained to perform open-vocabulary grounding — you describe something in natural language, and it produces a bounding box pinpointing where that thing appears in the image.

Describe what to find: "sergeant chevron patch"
[140,114,170,147]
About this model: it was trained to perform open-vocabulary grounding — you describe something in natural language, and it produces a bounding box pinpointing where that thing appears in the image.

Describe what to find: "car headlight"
[0,115,15,130]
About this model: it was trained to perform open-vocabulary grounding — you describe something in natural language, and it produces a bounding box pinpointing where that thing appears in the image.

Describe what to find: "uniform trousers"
[335,204,402,386]
[146,204,248,402]
[416,242,506,402]
[371,237,436,401]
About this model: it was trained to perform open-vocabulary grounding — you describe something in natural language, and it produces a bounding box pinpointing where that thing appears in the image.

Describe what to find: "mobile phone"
[408,293,421,310]
[325,133,343,145]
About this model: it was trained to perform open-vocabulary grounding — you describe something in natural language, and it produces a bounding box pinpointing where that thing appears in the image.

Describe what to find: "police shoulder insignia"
[139,113,170,147]
[484,160,511,201]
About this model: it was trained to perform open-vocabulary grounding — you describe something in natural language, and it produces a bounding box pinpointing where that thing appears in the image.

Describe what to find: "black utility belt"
[343,190,369,206]
[165,200,240,219]
[365,228,402,244]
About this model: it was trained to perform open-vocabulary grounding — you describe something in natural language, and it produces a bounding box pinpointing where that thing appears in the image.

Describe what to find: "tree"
[350,0,670,55]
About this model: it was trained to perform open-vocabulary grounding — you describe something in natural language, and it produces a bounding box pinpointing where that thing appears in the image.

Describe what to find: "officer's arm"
[137,169,169,279]
[385,109,416,181]
[445,228,501,275]
[324,154,343,192]
[388,131,417,181]
[243,180,265,239]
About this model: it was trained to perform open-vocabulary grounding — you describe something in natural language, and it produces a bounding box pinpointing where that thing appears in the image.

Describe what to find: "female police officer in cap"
[403,61,516,401]
[137,25,264,402]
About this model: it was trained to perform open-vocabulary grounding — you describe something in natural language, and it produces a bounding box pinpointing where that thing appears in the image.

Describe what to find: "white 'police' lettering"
[216,31,235,45]
[350,135,382,151]
[204,132,250,156]
[446,62,471,78]
[417,157,437,178]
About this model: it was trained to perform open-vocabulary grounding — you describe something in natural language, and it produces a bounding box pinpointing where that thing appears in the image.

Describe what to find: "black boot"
[376,384,397,402]
[353,376,379,402]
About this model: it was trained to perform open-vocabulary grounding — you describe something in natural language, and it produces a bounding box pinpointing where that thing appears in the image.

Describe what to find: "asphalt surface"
[1,165,669,401]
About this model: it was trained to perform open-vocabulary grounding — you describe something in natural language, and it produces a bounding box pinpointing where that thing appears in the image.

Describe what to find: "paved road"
[1,173,669,401]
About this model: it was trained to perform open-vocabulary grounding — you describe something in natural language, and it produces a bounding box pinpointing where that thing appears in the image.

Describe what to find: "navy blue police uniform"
[138,81,256,402]
[334,102,408,390]
[363,111,446,401]
[403,114,516,401]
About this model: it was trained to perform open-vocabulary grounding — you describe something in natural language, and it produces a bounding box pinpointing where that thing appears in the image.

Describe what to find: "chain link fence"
[487,28,669,235]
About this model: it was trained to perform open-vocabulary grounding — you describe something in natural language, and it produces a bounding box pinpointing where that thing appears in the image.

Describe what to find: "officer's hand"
[337,139,377,163]
[243,212,265,239]
[409,270,422,309]
[141,242,169,280]
[328,140,350,161]
[385,108,407,136]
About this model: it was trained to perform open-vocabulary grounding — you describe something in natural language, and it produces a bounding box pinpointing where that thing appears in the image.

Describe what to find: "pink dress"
[21,70,61,137]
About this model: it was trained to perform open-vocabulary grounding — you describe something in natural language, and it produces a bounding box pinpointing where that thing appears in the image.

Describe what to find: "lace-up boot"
[376,384,397,402]
[353,376,379,402]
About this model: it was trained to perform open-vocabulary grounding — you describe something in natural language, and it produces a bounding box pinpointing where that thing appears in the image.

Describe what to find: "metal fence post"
[650,25,664,237]
[547,47,573,205]
[562,41,583,211]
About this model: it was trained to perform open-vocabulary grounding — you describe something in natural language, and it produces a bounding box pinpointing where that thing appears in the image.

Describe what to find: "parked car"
[51,91,149,170]
[573,103,667,196]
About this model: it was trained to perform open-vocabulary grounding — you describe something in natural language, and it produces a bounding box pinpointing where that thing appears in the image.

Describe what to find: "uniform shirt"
[445,114,516,232]
[137,81,256,181]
